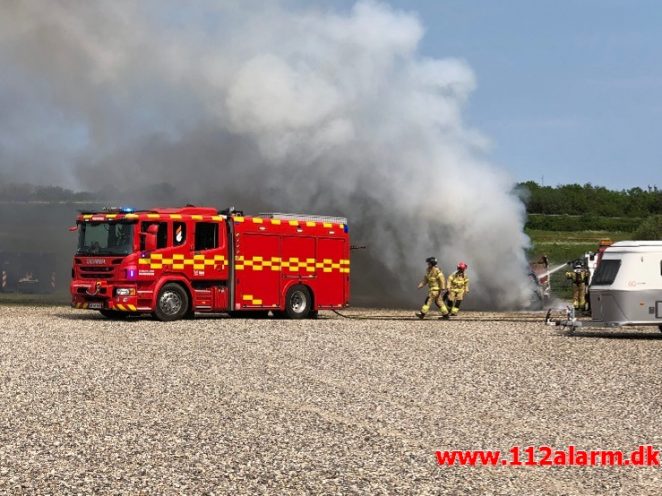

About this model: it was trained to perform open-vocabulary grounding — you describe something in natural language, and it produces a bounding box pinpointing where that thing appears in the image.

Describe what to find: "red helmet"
[457,262,468,271]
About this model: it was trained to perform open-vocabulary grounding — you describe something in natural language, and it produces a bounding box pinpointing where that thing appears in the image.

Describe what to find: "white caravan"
[589,241,662,329]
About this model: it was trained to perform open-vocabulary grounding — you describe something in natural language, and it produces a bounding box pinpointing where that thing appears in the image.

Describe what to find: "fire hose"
[330,309,544,322]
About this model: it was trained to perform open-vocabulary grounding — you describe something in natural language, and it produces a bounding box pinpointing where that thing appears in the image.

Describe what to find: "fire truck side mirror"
[140,224,159,252]
[144,233,157,252]
[68,225,79,232]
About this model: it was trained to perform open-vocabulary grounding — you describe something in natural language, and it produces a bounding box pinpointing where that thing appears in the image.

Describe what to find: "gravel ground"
[1,305,662,494]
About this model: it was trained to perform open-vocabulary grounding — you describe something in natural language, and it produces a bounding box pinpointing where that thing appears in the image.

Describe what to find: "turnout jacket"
[420,267,446,291]
[447,271,469,294]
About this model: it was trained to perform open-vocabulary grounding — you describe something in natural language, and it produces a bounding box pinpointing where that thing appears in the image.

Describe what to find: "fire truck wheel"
[155,283,189,321]
[99,310,129,319]
[285,285,312,319]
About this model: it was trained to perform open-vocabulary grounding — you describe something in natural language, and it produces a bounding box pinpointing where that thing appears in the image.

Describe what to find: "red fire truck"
[70,207,350,320]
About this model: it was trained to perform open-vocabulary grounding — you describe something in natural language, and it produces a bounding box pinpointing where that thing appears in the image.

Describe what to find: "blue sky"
[348,0,662,189]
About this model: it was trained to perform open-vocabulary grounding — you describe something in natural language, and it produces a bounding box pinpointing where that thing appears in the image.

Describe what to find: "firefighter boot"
[415,311,426,319]
[450,300,462,316]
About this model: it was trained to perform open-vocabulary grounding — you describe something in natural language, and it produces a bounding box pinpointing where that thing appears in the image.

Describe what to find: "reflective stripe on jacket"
[448,271,469,293]
[565,270,588,284]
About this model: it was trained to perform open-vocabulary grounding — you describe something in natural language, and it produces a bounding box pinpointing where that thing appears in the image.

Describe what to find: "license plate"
[88,302,103,309]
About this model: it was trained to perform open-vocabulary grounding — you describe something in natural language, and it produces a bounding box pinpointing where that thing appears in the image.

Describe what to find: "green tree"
[518,181,662,217]
[633,216,662,240]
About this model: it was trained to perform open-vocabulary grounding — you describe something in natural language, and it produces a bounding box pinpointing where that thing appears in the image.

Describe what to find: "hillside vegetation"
[518,181,662,217]
[519,181,662,298]
[519,181,662,250]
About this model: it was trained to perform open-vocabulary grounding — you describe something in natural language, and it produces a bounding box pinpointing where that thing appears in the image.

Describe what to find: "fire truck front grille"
[77,287,108,294]
[79,266,115,279]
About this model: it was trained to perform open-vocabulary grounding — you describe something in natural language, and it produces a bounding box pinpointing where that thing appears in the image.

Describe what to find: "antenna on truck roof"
[219,206,244,216]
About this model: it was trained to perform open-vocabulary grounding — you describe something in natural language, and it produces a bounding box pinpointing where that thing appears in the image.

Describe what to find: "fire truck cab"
[70,206,350,320]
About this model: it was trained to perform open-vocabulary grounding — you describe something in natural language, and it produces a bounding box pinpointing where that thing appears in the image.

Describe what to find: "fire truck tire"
[99,310,129,319]
[154,283,189,321]
[285,285,312,319]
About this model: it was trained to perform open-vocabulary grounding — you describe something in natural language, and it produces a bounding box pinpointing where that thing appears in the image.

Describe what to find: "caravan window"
[592,259,621,285]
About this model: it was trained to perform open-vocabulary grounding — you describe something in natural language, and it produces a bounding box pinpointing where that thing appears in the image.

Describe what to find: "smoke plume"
[0,0,532,308]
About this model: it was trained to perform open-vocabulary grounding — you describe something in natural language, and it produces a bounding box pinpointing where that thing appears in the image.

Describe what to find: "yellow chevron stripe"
[242,294,262,305]
[137,254,346,273]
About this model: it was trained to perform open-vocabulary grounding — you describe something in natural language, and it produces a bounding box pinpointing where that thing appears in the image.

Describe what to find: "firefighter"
[445,262,470,316]
[415,257,449,319]
[565,261,589,311]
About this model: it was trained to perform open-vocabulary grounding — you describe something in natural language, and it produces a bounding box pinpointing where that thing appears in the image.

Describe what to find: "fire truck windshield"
[77,222,135,256]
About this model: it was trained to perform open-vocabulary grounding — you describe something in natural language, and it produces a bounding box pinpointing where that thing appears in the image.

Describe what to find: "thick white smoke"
[0,0,532,308]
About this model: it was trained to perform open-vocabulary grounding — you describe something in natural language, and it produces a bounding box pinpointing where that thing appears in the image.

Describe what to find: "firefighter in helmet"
[415,257,449,319]
[444,262,470,316]
[565,261,589,311]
